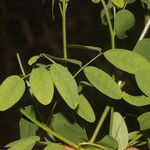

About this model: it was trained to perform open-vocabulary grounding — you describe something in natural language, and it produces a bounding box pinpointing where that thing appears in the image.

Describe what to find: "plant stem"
[109,107,114,136]
[62,0,68,59]
[20,108,78,149]
[138,17,150,41]
[100,1,116,136]
[16,53,26,76]
[73,52,102,78]
[40,53,56,63]
[101,0,115,49]
[79,142,109,150]
[90,106,110,143]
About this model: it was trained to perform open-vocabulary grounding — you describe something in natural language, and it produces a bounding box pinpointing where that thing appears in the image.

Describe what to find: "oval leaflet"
[30,67,54,105]
[0,75,25,111]
[84,66,122,99]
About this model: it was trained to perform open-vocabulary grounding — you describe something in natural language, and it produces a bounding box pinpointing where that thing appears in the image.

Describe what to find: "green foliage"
[124,0,136,4]
[97,135,118,149]
[50,63,78,109]
[133,38,150,62]
[5,136,40,150]
[51,113,88,144]
[0,75,25,111]
[84,66,122,99]
[114,10,135,39]
[1,0,150,150]
[44,143,65,150]
[76,94,95,122]
[19,106,38,138]
[28,56,40,66]
[43,53,82,66]
[30,67,54,105]
[137,111,150,131]
[67,44,101,52]
[135,67,150,96]
[112,112,128,150]
[111,0,125,8]
[104,49,150,74]
[123,92,150,106]
[92,0,101,4]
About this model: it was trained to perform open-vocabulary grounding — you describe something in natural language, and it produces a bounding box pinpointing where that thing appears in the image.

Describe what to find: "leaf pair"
[104,48,150,106]
[50,64,95,123]
[30,64,95,123]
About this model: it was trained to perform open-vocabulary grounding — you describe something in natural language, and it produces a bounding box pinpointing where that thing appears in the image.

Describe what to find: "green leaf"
[137,111,150,131]
[111,0,125,8]
[67,44,101,52]
[84,147,102,150]
[135,67,150,96]
[141,0,150,5]
[84,66,122,99]
[52,0,56,20]
[129,131,142,140]
[65,58,82,66]
[84,148,101,150]
[43,54,82,66]
[112,112,128,150]
[51,63,78,109]
[101,1,114,25]
[114,9,135,39]
[124,0,136,4]
[97,135,118,149]
[28,56,40,66]
[30,67,54,105]
[123,92,150,106]
[51,113,88,144]
[20,105,38,138]
[104,49,150,74]
[44,143,65,150]
[0,75,25,111]
[76,94,95,123]
[134,38,150,62]
[5,136,40,150]
[91,0,101,4]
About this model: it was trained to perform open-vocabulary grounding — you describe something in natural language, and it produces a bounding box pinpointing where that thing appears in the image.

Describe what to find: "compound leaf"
[30,67,54,105]
[0,75,25,111]
[84,66,122,99]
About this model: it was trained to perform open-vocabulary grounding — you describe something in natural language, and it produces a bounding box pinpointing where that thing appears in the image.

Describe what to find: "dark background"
[0,0,149,149]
